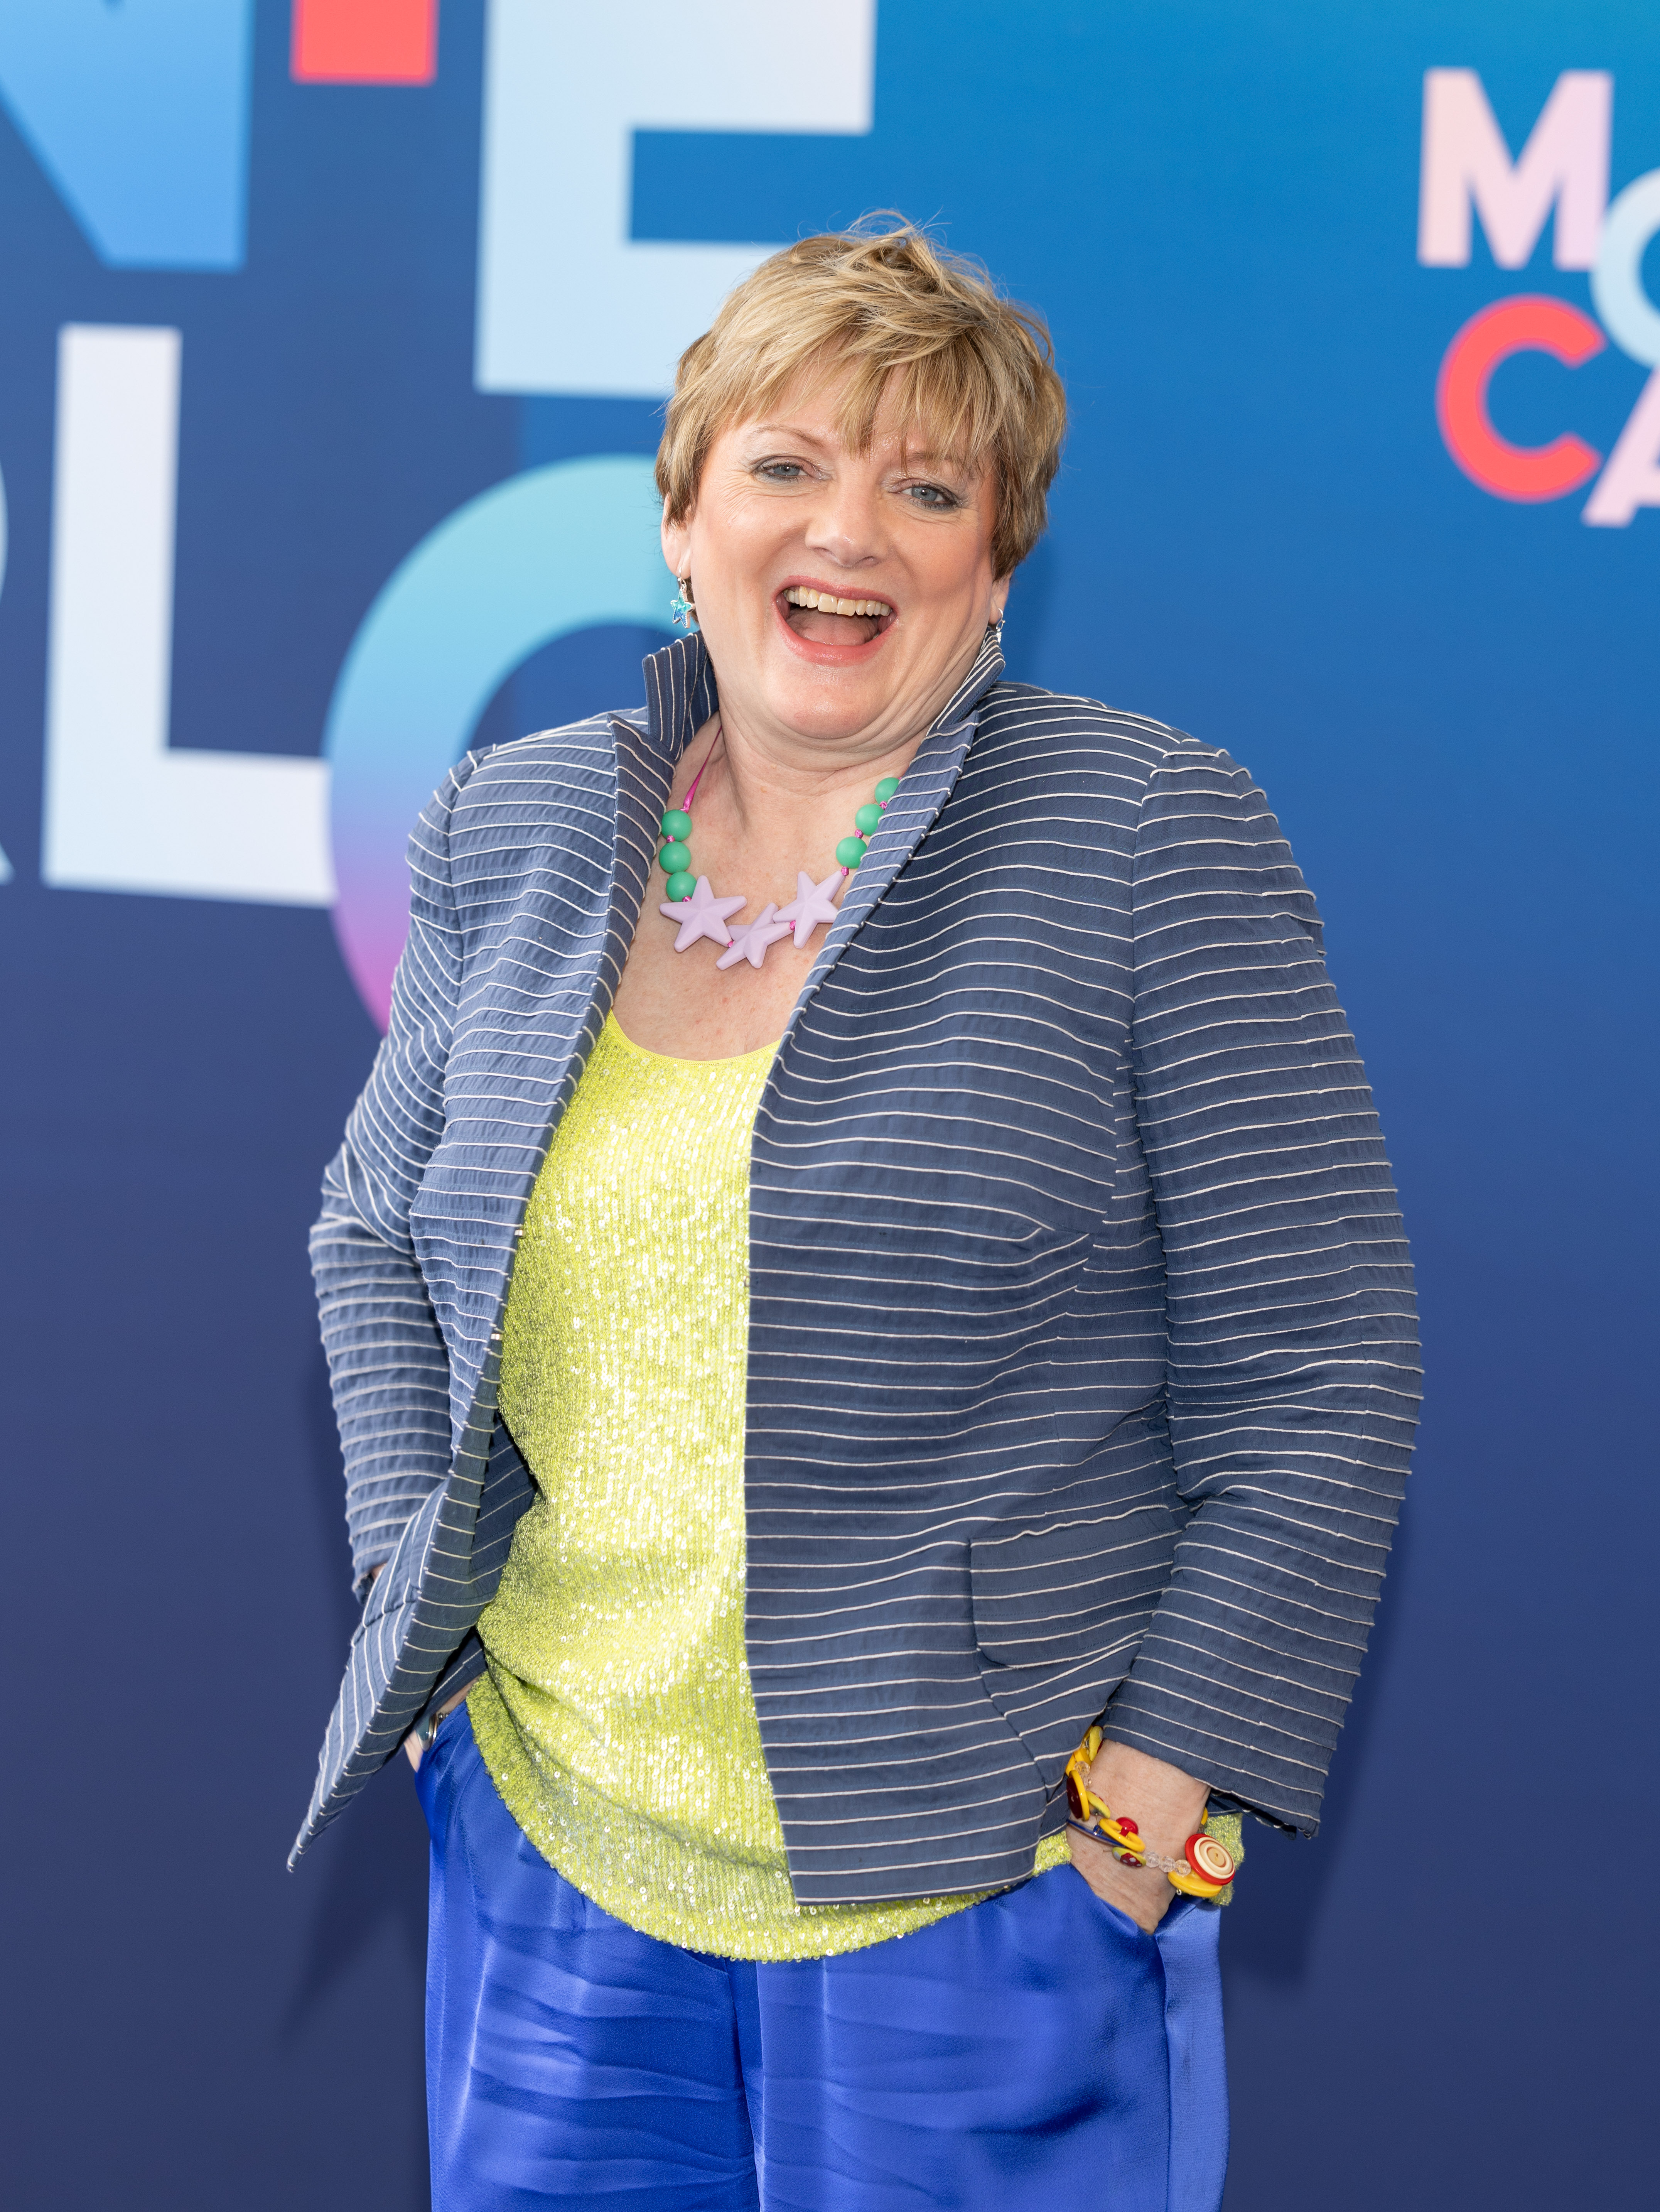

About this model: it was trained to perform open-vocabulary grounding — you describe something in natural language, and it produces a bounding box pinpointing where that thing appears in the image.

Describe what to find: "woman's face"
[661,367,1006,762]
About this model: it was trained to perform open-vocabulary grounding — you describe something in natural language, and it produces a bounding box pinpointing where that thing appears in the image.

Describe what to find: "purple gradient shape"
[324,454,667,1028]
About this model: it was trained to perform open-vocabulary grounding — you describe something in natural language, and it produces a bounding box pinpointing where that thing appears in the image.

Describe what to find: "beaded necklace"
[656,724,899,973]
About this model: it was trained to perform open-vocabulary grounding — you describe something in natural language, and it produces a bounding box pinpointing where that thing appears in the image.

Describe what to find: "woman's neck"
[682,712,920,844]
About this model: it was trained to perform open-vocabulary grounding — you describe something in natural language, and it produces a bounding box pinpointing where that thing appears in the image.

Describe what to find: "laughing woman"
[297,224,1419,2211]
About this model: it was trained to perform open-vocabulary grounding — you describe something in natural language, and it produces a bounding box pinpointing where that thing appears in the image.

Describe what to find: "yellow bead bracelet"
[1062,1727,1240,1900]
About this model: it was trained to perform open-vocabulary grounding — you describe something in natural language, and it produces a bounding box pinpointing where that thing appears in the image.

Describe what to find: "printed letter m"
[1419,69,1610,271]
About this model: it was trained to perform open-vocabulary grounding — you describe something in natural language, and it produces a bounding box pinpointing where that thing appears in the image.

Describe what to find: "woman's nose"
[804,481,886,569]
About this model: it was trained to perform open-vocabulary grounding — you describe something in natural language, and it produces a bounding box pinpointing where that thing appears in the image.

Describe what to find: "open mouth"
[779,584,896,649]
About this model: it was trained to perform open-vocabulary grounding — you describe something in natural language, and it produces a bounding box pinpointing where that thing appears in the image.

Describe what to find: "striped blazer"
[294,633,1420,1895]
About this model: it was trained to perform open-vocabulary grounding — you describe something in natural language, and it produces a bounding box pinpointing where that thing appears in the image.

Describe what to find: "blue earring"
[670,577,698,628]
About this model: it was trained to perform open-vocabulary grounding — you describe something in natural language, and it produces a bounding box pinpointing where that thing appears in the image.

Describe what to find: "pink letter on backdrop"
[1418,69,1610,270]
[291,0,437,85]
[1435,295,1604,501]
[1582,368,1660,526]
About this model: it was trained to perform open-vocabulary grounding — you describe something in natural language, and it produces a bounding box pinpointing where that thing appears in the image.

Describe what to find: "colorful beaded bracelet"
[1062,1727,1240,1899]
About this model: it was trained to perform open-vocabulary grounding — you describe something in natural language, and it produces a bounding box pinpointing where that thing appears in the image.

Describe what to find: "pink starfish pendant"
[715,902,793,971]
[659,875,747,951]
[776,869,844,949]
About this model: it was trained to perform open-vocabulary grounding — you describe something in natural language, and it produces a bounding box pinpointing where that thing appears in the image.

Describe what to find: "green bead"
[664,869,697,901]
[660,808,692,839]
[834,834,868,868]
[659,840,692,875]
[854,802,882,835]
[874,776,900,802]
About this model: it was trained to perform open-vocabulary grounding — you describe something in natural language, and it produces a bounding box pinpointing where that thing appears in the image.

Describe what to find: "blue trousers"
[416,1706,1228,2211]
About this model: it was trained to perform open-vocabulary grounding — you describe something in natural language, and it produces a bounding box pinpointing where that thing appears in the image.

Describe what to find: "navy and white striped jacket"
[294,633,1420,1895]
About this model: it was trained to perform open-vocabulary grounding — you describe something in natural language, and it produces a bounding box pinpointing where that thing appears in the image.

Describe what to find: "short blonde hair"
[656,220,1066,579]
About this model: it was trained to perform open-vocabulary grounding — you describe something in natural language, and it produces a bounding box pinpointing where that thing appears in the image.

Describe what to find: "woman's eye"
[756,461,807,482]
[904,482,959,509]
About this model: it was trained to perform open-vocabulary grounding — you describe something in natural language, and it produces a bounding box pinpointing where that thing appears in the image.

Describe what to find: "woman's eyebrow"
[742,420,837,447]
[891,444,980,483]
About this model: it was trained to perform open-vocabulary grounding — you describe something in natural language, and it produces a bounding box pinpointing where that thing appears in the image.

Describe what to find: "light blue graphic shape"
[1592,168,1660,368]
[325,453,670,1027]
[0,0,253,269]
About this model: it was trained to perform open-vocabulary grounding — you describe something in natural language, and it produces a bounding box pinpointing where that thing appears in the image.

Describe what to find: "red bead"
[1118,1817,1139,1834]
[1186,1832,1237,1883]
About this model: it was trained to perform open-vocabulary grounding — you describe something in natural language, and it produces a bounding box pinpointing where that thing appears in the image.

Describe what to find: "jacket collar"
[631,632,722,763]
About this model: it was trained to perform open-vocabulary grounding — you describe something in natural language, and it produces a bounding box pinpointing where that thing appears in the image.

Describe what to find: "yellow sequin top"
[469,1013,1069,1960]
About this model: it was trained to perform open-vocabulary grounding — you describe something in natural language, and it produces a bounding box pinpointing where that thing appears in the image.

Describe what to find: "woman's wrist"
[1064,1737,1214,1930]
[1083,1738,1210,1857]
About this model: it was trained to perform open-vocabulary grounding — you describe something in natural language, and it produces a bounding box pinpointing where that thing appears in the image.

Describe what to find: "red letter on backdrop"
[1435,296,1604,501]
[292,0,437,84]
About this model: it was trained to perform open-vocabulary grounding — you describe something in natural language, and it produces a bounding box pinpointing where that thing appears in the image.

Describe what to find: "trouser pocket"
[413,1698,472,1840]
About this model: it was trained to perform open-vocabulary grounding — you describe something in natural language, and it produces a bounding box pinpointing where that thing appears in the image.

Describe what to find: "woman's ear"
[661,498,691,582]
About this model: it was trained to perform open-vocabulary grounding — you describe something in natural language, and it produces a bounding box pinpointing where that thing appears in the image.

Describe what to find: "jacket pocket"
[969,1414,1181,1786]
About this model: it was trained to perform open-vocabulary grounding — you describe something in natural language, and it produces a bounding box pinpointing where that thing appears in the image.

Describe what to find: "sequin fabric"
[471,1014,1069,1960]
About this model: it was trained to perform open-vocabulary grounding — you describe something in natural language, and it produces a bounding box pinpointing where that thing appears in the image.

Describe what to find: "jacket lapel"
[782,628,1005,1042]
[609,633,719,943]
[493,635,718,1172]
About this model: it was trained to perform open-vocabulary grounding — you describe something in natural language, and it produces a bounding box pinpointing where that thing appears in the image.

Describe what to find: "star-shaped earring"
[776,869,843,949]
[715,902,793,972]
[660,875,746,951]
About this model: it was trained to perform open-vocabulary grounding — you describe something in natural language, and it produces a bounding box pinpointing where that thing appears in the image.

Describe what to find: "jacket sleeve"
[1103,741,1422,1833]
[310,756,478,1591]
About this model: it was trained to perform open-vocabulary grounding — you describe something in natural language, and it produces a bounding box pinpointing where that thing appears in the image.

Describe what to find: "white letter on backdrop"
[1582,368,1660,527]
[476,0,876,397]
[41,326,333,905]
[1591,170,1660,367]
[1418,69,1611,270]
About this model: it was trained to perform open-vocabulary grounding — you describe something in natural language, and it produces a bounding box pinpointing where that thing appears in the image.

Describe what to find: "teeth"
[784,587,892,618]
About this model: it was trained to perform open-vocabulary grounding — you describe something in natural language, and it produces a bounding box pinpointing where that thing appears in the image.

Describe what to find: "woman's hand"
[403,1681,476,1770]
[365,1568,480,1771]
[1066,1739,1211,1933]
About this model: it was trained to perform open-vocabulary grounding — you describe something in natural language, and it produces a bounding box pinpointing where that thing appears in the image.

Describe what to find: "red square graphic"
[292,0,438,85]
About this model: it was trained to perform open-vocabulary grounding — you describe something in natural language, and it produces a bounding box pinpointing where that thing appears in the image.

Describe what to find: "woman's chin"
[754,661,901,747]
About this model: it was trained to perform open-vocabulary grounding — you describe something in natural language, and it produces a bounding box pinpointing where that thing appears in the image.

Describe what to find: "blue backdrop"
[1,4,1654,2207]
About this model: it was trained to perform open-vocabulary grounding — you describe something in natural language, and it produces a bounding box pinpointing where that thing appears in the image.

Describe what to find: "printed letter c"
[1435,296,1605,501]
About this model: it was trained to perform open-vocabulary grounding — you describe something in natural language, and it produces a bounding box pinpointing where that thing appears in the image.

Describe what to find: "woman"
[297,225,1419,2209]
